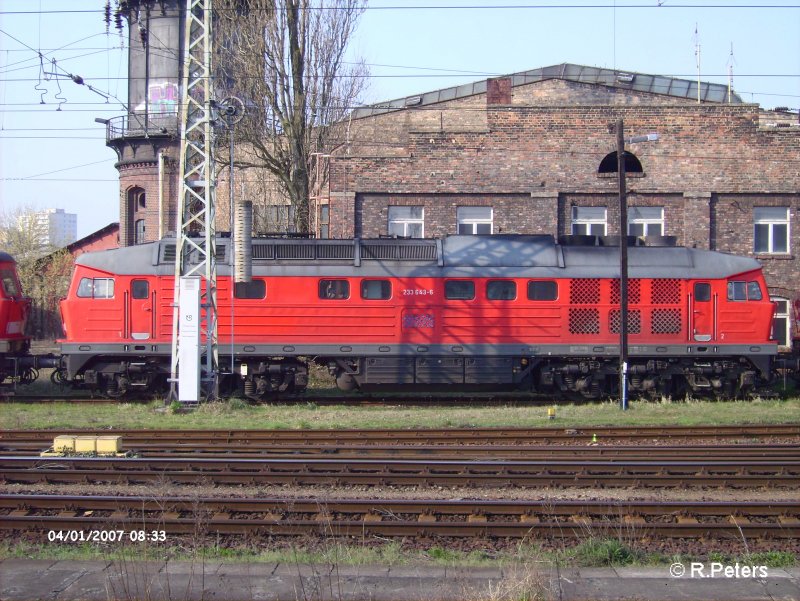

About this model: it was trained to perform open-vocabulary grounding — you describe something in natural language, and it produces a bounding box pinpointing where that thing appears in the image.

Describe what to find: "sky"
[1,0,798,239]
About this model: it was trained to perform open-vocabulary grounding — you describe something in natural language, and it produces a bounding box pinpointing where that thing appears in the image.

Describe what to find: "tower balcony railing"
[105,113,179,143]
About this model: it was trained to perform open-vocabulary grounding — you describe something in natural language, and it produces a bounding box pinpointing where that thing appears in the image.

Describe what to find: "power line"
[2,4,799,14]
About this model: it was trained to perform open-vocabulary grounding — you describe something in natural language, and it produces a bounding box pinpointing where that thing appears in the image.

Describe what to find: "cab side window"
[77,278,115,299]
[0,269,19,298]
[527,280,557,301]
[746,281,762,301]
[132,280,149,299]
[319,279,350,299]
[361,280,391,300]
[235,280,266,299]
[694,282,711,302]
[487,280,516,300]
[445,280,475,300]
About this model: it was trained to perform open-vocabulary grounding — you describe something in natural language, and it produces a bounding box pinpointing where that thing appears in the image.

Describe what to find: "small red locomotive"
[0,252,44,388]
[57,235,777,399]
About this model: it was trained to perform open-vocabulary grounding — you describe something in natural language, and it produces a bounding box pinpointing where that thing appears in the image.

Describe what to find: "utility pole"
[615,120,659,411]
[169,0,218,405]
[616,119,629,411]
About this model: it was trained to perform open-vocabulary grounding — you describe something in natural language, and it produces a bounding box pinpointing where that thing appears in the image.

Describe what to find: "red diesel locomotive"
[0,251,59,388]
[57,235,777,399]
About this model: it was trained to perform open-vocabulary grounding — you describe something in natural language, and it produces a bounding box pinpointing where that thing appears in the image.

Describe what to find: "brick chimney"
[487,77,512,105]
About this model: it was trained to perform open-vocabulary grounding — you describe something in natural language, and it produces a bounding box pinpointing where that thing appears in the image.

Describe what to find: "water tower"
[101,0,183,246]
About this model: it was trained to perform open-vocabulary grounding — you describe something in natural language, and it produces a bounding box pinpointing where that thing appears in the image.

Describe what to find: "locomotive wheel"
[50,368,69,386]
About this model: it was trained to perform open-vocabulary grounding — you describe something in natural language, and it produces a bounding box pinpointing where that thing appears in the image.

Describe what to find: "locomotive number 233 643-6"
[402,289,434,296]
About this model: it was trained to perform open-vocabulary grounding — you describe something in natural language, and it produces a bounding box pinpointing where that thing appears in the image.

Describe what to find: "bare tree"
[215,0,368,233]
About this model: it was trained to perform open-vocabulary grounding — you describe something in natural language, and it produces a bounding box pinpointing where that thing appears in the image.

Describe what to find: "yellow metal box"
[53,436,76,453]
[74,436,97,453]
[96,436,122,454]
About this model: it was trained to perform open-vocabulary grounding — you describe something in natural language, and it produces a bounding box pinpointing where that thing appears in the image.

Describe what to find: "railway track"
[2,494,797,540]
[4,442,797,460]
[3,424,799,450]
[2,455,798,488]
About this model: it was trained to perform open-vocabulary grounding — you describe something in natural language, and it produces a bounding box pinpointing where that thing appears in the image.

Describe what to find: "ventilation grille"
[275,244,315,259]
[160,239,439,263]
[652,279,681,304]
[161,244,176,263]
[610,279,641,304]
[158,244,225,263]
[252,244,275,260]
[651,308,683,334]
[570,279,600,305]
[362,241,438,261]
[569,308,600,334]
[609,309,642,334]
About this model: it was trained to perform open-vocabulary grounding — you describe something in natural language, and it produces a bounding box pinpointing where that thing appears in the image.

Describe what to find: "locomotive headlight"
[240,364,248,376]
[520,358,529,366]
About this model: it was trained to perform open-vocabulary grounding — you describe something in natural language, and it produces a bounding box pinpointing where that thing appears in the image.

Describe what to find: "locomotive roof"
[0,251,15,263]
[75,235,762,280]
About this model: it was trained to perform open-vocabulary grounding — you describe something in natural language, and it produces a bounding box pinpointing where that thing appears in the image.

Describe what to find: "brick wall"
[328,79,800,300]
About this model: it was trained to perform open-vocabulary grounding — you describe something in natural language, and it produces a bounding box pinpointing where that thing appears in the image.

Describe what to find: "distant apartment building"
[34,208,77,247]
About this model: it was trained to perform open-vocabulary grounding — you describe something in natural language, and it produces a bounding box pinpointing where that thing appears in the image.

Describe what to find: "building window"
[388,206,424,238]
[134,219,146,245]
[457,206,492,235]
[254,205,296,234]
[571,207,607,236]
[628,207,664,236]
[598,151,643,174]
[754,207,789,254]
[772,297,791,347]
[319,204,330,239]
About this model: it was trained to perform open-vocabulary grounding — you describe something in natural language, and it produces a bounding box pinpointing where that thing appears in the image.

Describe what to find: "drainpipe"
[158,150,165,239]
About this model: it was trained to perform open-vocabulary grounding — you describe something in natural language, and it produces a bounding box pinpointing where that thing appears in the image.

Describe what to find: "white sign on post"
[178,276,201,403]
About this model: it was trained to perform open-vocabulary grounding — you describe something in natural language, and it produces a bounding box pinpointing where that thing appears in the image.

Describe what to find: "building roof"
[353,62,743,119]
[65,222,119,253]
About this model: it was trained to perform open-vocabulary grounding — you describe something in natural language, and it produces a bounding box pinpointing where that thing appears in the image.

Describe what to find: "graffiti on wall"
[134,81,179,113]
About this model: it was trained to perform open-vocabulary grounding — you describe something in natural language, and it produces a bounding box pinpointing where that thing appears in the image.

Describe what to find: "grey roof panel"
[76,236,762,282]
[352,63,743,119]
[442,235,558,267]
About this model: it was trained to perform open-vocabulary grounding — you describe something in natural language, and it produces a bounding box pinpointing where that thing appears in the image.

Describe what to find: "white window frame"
[772,297,792,349]
[571,206,607,236]
[457,206,493,235]
[388,206,424,238]
[628,206,664,237]
[754,207,790,254]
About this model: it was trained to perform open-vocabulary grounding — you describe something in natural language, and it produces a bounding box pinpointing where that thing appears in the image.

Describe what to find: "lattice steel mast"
[169,0,218,403]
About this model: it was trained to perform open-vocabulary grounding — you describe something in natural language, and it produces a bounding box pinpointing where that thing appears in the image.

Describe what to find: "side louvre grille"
[160,244,176,263]
[362,241,437,261]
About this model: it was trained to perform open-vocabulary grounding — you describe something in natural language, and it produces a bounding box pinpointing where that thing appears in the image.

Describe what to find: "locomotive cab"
[0,252,31,355]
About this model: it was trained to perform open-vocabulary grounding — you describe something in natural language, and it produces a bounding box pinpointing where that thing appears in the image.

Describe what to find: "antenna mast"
[727,43,735,103]
[694,24,701,103]
[169,0,218,404]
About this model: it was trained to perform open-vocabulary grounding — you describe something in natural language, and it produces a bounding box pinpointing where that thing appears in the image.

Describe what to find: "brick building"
[322,64,800,347]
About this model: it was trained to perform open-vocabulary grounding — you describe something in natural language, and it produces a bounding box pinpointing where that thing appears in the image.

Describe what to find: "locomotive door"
[691,282,714,342]
[129,279,153,340]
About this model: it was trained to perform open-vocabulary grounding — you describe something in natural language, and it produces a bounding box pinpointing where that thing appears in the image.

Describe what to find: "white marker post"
[178,277,201,404]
